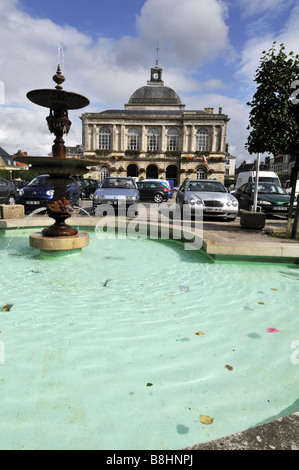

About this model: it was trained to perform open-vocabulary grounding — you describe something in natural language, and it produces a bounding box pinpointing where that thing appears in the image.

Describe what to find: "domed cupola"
[125,66,185,110]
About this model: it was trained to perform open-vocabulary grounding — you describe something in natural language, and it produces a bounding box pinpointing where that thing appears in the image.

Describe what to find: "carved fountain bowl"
[14,155,97,176]
[27,89,90,111]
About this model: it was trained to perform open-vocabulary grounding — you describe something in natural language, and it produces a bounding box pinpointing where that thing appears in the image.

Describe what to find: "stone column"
[93,125,97,150]
[141,126,146,152]
[120,125,125,152]
[211,126,216,152]
[182,125,188,153]
[112,125,117,151]
[161,125,166,152]
[191,126,196,152]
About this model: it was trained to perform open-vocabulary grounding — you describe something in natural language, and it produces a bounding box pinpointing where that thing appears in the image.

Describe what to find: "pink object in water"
[267,328,279,333]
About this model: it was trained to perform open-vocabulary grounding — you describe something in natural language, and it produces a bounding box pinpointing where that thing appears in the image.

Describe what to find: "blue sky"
[1,0,299,164]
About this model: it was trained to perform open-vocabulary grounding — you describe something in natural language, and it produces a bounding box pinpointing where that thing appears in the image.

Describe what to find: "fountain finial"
[53,65,65,90]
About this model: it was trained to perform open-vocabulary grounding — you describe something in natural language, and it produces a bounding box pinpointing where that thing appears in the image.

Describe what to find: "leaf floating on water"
[2,304,13,312]
[199,415,214,425]
[146,382,153,387]
[195,331,205,336]
[258,302,264,305]
[225,364,233,371]
[271,288,278,291]
[267,328,279,333]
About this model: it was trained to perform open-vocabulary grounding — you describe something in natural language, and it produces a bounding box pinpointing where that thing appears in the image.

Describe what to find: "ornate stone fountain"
[15,66,96,252]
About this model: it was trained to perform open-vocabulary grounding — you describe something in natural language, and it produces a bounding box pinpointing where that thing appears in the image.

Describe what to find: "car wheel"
[153,193,163,203]
[6,195,16,205]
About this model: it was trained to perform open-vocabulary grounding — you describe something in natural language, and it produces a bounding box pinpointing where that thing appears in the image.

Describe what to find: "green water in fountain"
[0,228,299,450]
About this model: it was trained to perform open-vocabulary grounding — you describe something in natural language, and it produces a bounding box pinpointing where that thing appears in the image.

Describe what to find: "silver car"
[93,177,139,214]
[176,179,239,220]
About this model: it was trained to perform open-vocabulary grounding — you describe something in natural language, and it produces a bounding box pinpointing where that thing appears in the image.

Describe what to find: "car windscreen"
[27,176,51,187]
[254,183,287,194]
[187,181,226,192]
[102,179,135,189]
[254,177,279,184]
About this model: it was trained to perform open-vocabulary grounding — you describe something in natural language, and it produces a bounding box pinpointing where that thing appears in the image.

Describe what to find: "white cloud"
[237,0,294,17]
[136,0,232,67]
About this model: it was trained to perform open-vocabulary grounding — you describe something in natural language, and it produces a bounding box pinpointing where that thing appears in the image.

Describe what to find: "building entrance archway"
[146,164,158,179]
[127,164,138,177]
[166,165,178,186]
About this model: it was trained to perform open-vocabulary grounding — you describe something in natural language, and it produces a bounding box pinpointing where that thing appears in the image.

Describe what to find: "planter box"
[240,209,266,229]
[0,204,25,219]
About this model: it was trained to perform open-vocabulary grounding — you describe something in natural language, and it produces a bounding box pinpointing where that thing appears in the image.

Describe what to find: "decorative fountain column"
[15,66,96,252]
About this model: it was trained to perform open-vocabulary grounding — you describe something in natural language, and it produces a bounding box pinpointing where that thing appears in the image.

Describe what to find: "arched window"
[100,165,109,180]
[147,128,159,152]
[196,167,206,179]
[127,128,140,150]
[99,127,111,150]
[196,128,209,151]
[167,128,179,151]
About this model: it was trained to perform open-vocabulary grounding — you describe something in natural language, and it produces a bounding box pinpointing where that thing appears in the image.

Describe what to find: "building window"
[100,165,109,180]
[99,127,111,150]
[196,167,206,179]
[167,128,179,151]
[196,128,209,151]
[127,128,140,150]
[147,128,159,152]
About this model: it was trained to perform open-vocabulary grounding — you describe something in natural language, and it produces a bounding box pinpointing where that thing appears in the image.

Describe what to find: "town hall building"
[81,64,230,185]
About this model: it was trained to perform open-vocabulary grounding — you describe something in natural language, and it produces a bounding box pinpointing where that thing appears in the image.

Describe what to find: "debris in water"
[146,383,153,387]
[225,365,233,371]
[258,302,264,305]
[103,279,112,287]
[195,331,205,336]
[266,328,279,333]
[199,415,214,425]
[271,288,278,291]
[179,286,190,292]
[2,304,13,312]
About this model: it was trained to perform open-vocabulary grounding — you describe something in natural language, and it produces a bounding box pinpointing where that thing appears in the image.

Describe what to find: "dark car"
[235,182,294,216]
[0,177,18,205]
[18,174,82,213]
[77,178,99,200]
[137,181,169,203]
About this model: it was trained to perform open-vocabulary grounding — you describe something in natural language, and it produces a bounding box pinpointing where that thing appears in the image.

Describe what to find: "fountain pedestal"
[14,65,95,252]
[30,231,89,251]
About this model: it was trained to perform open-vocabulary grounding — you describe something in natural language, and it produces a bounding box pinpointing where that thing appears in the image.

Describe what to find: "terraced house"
[81,64,229,185]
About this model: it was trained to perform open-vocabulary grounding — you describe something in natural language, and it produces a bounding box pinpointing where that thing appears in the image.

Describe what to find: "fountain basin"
[1,226,299,450]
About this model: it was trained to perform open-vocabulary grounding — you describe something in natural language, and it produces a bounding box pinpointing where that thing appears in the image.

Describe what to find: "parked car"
[144,179,173,198]
[235,182,295,215]
[18,175,82,213]
[176,179,239,220]
[93,177,139,214]
[0,177,18,205]
[77,178,99,200]
[137,181,169,203]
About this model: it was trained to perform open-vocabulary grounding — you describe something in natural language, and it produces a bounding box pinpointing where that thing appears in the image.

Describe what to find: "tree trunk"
[286,156,299,238]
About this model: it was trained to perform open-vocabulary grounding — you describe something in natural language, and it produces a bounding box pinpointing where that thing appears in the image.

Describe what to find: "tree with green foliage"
[246,42,299,238]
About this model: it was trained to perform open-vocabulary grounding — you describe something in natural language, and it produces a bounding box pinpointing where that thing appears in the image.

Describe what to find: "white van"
[284,179,299,197]
[236,171,281,189]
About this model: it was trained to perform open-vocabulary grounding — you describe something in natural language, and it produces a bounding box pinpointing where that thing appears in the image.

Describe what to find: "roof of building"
[126,84,183,108]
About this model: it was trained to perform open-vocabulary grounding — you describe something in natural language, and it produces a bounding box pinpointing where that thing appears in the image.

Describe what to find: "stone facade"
[81,66,229,185]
